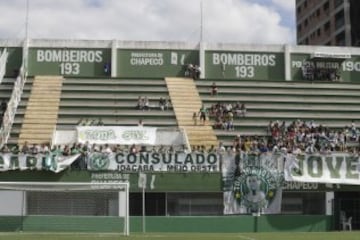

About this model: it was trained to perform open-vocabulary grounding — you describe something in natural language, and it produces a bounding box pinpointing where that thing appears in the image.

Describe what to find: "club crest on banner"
[88,153,110,171]
[223,153,284,215]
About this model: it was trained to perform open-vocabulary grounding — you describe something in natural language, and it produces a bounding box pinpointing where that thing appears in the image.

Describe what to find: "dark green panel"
[0,171,221,192]
[28,48,111,77]
[0,47,22,78]
[205,51,285,80]
[0,216,22,231]
[257,215,331,232]
[117,49,199,78]
[290,53,360,82]
[0,171,359,192]
[22,216,123,232]
[0,215,331,233]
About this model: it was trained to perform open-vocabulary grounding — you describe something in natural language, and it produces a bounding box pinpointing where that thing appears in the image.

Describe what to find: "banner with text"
[87,152,219,172]
[28,48,111,77]
[0,153,80,173]
[222,153,284,214]
[205,51,285,80]
[77,126,157,145]
[285,153,360,185]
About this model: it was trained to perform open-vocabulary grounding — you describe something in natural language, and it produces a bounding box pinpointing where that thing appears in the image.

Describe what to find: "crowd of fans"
[77,118,104,126]
[209,102,246,131]
[226,119,360,155]
[302,63,341,82]
[267,119,359,154]
[185,64,201,80]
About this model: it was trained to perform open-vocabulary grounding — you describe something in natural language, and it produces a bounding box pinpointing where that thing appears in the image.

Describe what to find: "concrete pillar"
[284,44,291,81]
[111,40,117,78]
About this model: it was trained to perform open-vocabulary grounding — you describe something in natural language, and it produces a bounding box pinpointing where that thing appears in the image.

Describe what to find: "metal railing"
[0,40,28,148]
[0,48,8,84]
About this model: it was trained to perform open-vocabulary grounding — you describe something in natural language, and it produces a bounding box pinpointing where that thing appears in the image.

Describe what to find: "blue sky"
[0,0,296,44]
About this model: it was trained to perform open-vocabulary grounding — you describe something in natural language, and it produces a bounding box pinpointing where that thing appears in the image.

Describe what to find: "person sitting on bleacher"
[159,97,166,111]
[143,97,150,111]
[137,96,144,110]
[97,118,104,126]
[210,82,218,96]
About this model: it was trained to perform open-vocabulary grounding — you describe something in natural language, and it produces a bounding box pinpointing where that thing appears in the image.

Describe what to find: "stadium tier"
[196,79,360,143]
[0,39,360,233]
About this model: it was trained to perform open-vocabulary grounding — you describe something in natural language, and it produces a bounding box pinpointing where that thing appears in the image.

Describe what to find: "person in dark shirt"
[0,99,7,116]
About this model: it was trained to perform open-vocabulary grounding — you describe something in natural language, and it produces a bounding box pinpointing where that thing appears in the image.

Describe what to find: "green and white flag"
[222,153,284,214]
[0,153,80,173]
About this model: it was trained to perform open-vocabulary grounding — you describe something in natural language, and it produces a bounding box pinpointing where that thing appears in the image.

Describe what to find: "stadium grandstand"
[0,39,359,234]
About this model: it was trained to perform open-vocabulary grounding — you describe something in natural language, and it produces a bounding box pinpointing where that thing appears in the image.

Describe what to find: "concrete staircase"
[18,76,63,145]
[165,77,218,148]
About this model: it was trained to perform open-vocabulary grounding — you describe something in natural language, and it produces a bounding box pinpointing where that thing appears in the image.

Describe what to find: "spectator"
[104,63,111,75]
[130,144,138,154]
[210,82,218,96]
[0,99,7,116]
[138,119,144,127]
[198,105,208,125]
[192,112,198,125]
[137,96,144,110]
[166,97,171,110]
[185,64,194,78]
[97,118,104,126]
[159,97,166,111]
[1,144,10,153]
[194,65,201,80]
[239,103,246,117]
[21,141,30,154]
[144,97,150,111]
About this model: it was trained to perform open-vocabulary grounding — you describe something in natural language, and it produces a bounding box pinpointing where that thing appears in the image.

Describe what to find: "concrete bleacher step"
[166,77,218,148]
[18,76,63,145]
[196,79,360,90]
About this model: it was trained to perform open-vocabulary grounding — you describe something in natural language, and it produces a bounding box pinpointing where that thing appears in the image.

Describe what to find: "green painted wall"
[0,171,359,192]
[0,215,332,233]
[117,49,199,78]
[291,53,360,82]
[205,51,285,80]
[27,48,111,77]
[0,171,221,192]
[0,47,22,78]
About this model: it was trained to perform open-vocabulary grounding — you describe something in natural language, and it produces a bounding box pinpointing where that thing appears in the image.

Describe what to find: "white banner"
[53,130,77,146]
[285,153,360,185]
[77,126,157,145]
[87,152,219,172]
[0,153,80,173]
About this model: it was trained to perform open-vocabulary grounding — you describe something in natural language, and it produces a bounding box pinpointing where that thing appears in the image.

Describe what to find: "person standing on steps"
[198,105,208,125]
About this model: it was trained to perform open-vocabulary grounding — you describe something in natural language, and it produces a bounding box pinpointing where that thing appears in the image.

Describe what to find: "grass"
[0,232,359,240]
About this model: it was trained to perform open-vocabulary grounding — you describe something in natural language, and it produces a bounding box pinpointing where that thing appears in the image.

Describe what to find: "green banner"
[28,48,111,77]
[205,51,285,80]
[117,49,199,78]
[0,153,80,173]
[291,53,360,82]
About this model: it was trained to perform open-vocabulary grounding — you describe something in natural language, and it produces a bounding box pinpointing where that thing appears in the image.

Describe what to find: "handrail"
[0,48,8,84]
[0,40,28,148]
